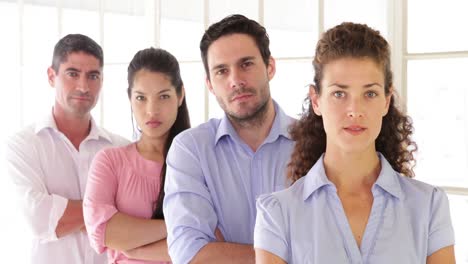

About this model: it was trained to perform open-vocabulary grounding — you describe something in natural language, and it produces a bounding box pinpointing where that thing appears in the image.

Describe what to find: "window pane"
[209,0,258,23]
[21,66,55,125]
[62,0,99,10]
[0,4,26,262]
[407,59,468,187]
[324,0,388,38]
[23,4,58,66]
[180,62,206,126]
[101,64,132,140]
[103,0,153,64]
[161,0,204,61]
[0,2,21,133]
[264,0,318,58]
[448,194,468,263]
[270,60,312,119]
[62,8,100,41]
[408,0,468,53]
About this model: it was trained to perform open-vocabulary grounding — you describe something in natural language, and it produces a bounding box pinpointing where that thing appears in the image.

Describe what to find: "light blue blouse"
[254,154,454,264]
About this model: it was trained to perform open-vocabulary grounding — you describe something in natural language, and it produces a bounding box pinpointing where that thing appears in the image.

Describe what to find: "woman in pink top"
[83,47,190,263]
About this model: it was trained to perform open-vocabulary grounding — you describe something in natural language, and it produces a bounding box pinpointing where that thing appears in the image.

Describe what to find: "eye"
[67,71,78,78]
[160,94,170,100]
[365,91,378,98]
[241,61,253,68]
[333,91,345,98]
[88,73,100,80]
[215,68,228,76]
[135,95,145,101]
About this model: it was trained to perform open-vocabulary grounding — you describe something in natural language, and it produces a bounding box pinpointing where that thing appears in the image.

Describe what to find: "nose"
[76,76,90,93]
[146,99,160,116]
[229,68,246,89]
[347,97,364,118]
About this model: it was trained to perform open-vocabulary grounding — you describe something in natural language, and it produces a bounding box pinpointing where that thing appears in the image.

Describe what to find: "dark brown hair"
[200,14,271,79]
[288,22,417,183]
[51,34,103,72]
[127,47,191,219]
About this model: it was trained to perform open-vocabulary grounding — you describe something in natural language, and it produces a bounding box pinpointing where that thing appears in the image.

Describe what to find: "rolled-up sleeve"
[83,149,119,254]
[163,134,218,264]
[5,134,68,243]
[254,194,288,262]
[427,187,455,256]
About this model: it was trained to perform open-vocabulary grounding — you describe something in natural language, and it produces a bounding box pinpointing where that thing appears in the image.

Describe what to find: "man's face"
[48,51,102,118]
[205,33,275,122]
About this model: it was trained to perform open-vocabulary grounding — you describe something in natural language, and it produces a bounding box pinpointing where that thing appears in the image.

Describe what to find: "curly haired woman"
[254,22,455,264]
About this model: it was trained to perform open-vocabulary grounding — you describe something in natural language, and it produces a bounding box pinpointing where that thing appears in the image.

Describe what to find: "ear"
[178,86,186,107]
[205,76,215,95]
[309,85,321,116]
[267,56,276,81]
[47,67,56,87]
[383,87,393,116]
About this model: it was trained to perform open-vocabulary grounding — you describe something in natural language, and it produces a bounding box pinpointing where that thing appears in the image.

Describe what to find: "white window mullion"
[18,0,24,128]
[203,0,209,122]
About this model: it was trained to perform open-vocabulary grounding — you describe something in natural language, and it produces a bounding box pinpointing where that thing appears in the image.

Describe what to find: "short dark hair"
[200,14,271,78]
[51,34,103,72]
[127,47,191,220]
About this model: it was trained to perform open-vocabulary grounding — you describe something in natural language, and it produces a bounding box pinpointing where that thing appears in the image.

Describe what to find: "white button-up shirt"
[5,112,129,264]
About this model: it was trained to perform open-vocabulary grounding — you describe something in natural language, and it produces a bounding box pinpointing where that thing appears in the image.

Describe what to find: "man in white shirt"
[5,34,129,264]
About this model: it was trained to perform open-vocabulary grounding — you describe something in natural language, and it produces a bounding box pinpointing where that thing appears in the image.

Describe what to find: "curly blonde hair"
[287,22,417,183]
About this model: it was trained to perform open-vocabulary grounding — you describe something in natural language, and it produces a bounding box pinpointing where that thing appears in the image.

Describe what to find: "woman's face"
[310,57,392,154]
[130,69,183,141]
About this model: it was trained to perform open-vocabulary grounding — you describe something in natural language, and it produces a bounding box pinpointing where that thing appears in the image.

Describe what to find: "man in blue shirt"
[163,14,295,264]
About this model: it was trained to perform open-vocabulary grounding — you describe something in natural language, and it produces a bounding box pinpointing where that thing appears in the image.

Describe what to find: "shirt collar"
[302,153,404,201]
[214,100,293,145]
[302,154,333,201]
[373,153,404,199]
[35,109,112,143]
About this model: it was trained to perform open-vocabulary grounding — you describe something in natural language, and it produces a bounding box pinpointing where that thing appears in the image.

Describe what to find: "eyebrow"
[64,67,101,75]
[64,67,80,72]
[239,56,255,63]
[210,56,256,72]
[158,88,172,94]
[133,88,173,94]
[328,82,382,89]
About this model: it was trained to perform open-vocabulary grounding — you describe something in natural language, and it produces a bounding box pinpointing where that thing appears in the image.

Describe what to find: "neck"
[53,107,91,149]
[230,99,276,152]
[323,147,381,193]
[136,133,167,162]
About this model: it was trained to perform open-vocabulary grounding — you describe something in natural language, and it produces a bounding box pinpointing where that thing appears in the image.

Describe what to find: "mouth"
[231,93,253,102]
[343,125,367,135]
[72,96,91,101]
[146,120,162,128]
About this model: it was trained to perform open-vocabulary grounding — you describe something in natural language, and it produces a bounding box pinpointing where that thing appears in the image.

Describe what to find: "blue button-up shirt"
[163,102,295,264]
[254,154,455,264]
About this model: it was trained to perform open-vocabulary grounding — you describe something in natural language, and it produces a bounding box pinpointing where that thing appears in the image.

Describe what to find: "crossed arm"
[55,200,86,238]
[190,242,254,264]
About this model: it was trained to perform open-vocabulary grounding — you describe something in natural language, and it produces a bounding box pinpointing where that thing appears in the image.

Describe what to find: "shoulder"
[94,143,133,161]
[398,176,445,199]
[98,128,131,146]
[257,177,306,212]
[6,124,43,151]
[397,176,450,214]
[173,118,220,146]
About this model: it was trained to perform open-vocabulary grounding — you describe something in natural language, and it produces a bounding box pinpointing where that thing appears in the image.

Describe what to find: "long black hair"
[127,47,191,219]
